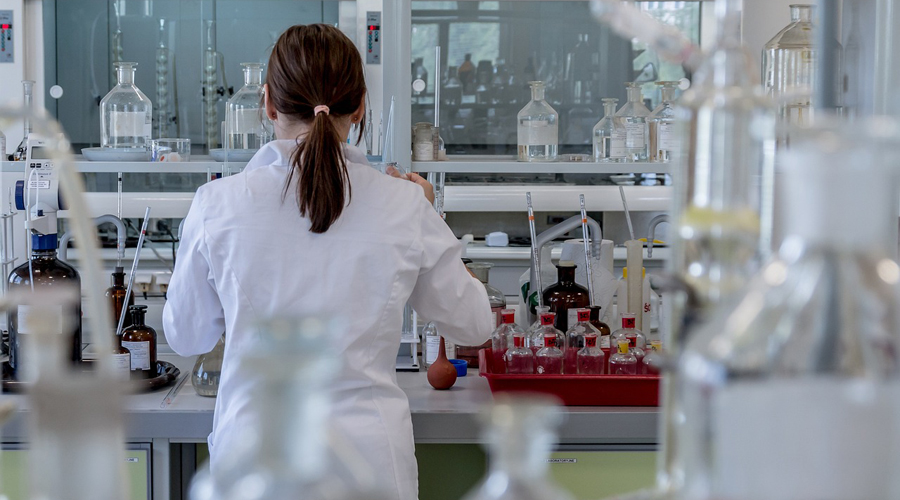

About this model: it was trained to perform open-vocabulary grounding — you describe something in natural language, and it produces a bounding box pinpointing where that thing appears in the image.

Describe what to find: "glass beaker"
[225,63,269,152]
[649,82,679,162]
[615,82,651,162]
[517,81,558,162]
[100,62,152,149]
[592,98,626,162]
[763,5,816,128]
[462,395,574,500]
[192,335,225,397]
[676,118,900,500]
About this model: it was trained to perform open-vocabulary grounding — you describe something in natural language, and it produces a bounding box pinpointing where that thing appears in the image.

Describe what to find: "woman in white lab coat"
[162,24,493,500]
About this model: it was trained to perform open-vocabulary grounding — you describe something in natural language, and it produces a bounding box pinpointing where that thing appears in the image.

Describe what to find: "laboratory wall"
[0,0,45,151]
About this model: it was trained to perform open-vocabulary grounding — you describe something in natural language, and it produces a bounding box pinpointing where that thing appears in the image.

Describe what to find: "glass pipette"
[580,194,596,306]
[526,192,542,308]
[115,207,151,337]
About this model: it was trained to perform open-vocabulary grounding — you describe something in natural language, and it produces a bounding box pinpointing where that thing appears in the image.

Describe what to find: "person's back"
[163,24,493,500]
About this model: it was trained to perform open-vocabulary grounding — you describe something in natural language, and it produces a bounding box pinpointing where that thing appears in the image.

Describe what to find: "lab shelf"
[1,159,249,174]
[442,185,671,212]
[412,156,671,174]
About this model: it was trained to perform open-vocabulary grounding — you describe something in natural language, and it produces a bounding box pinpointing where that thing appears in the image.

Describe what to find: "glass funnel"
[615,82,651,162]
[461,395,574,500]
[676,119,900,500]
[517,81,559,162]
[100,62,152,149]
[763,5,817,129]
[225,63,270,152]
[592,98,626,162]
[649,82,679,162]
[192,335,225,397]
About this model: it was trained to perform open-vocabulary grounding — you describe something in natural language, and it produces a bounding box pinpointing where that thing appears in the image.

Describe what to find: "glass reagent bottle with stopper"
[526,305,551,351]
[542,261,590,333]
[225,62,270,151]
[565,308,600,374]
[649,81,679,162]
[106,267,134,379]
[530,312,564,356]
[763,4,819,127]
[7,233,82,380]
[121,305,158,379]
[505,334,534,374]
[100,62,152,149]
[592,98,626,162]
[458,262,507,367]
[492,309,525,374]
[609,340,637,375]
[535,334,563,375]
[517,81,558,162]
[615,82,651,162]
[577,334,605,374]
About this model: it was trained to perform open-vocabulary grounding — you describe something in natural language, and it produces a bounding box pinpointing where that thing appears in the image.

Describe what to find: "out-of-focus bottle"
[224,62,269,152]
[566,34,595,105]
[564,308,600,374]
[592,98,626,162]
[444,66,463,106]
[121,305,157,380]
[763,4,817,128]
[615,82,651,162]
[457,262,506,367]
[100,62,152,149]
[642,340,663,374]
[535,334,563,375]
[517,81,558,162]
[577,333,605,374]
[192,335,224,397]
[609,340,637,375]
[530,312,564,356]
[0,129,6,160]
[461,395,575,500]
[8,234,82,381]
[423,322,455,368]
[505,334,534,375]
[588,306,611,347]
[491,309,525,374]
[649,81,679,162]
[542,261,590,332]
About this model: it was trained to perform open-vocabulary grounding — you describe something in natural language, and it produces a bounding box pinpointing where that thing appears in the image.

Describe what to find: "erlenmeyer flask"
[461,395,574,500]
[191,335,225,397]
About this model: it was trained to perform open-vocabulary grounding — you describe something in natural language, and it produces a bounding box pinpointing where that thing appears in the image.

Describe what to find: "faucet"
[647,214,670,258]
[528,215,602,323]
[59,214,127,263]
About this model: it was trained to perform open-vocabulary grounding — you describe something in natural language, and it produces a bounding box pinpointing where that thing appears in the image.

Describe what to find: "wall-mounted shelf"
[412,156,671,174]
[443,185,671,212]
[1,158,249,174]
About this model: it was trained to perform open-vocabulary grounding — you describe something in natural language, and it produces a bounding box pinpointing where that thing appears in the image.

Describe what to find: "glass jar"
[462,395,574,500]
[224,63,269,152]
[592,98,626,162]
[517,81,558,162]
[413,122,435,161]
[762,5,816,128]
[676,120,900,500]
[100,62,152,149]
[457,262,507,367]
[615,82,651,162]
[648,82,679,162]
[192,335,225,397]
[542,261,590,332]
[121,305,157,380]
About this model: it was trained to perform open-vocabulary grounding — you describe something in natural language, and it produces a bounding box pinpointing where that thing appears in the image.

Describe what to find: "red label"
[585,335,597,348]
[513,335,525,348]
[540,313,555,326]
[544,335,557,347]
[622,317,636,329]
[577,309,590,322]
[644,303,651,313]
[501,311,516,324]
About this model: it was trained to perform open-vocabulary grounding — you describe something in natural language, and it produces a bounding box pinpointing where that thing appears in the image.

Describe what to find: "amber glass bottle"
[121,305,157,379]
[589,306,612,347]
[542,261,589,332]
[7,234,82,380]
[105,266,134,326]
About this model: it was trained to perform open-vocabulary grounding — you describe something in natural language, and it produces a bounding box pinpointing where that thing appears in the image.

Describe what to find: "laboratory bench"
[0,352,659,500]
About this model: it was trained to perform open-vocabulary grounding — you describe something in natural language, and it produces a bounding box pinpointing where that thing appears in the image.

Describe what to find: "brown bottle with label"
[106,266,134,326]
[121,305,157,380]
[542,261,590,333]
[7,233,82,380]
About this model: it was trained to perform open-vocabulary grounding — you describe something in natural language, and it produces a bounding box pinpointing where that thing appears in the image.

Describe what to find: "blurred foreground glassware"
[677,118,900,500]
[763,5,817,129]
[461,395,574,500]
[100,63,152,149]
[649,82,679,162]
[517,81,558,162]
[192,335,224,397]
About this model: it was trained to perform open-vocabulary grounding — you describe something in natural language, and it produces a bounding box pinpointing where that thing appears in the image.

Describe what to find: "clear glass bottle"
[517,81,558,162]
[566,34,595,105]
[100,62,152,149]
[613,312,646,350]
[564,308,600,374]
[609,340,637,375]
[192,335,225,397]
[423,322,455,368]
[676,120,900,500]
[526,305,551,351]
[505,334,534,375]
[649,81,679,162]
[529,312,564,357]
[577,333,605,374]
[642,340,663,375]
[225,62,269,152]
[458,262,506,367]
[8,234,82,381]
[762,5,816,128]
[121,305,157,380]
[542,261,590,333]
[462,395,574,500]
[444,66,463,106]
[615,82,651,162]
[592,98,626,162]
[535,333,563,375]
[492,309,525,374]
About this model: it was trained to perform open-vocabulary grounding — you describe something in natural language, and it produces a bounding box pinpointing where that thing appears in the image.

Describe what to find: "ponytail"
[285,110,350,234]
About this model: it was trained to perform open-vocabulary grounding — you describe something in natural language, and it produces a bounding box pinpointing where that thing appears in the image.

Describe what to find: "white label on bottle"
[425,336,440,365]
[17,305,64,335]
[122,341,151,370]
[713,380,900,500]
[658,122,678,151]
[610,130,627,157]
[625,122,646,148]
[112,352,131,379]
[110,111,150,138]
[600,335,610,349]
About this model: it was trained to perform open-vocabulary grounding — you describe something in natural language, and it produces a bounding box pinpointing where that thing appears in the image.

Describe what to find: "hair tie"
[314,105,330,116]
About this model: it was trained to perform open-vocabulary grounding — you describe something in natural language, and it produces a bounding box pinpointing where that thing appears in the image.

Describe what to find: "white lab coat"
[163,140,493,500]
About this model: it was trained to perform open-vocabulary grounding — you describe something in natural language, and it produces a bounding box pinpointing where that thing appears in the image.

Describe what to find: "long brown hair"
[267,24,366,233]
